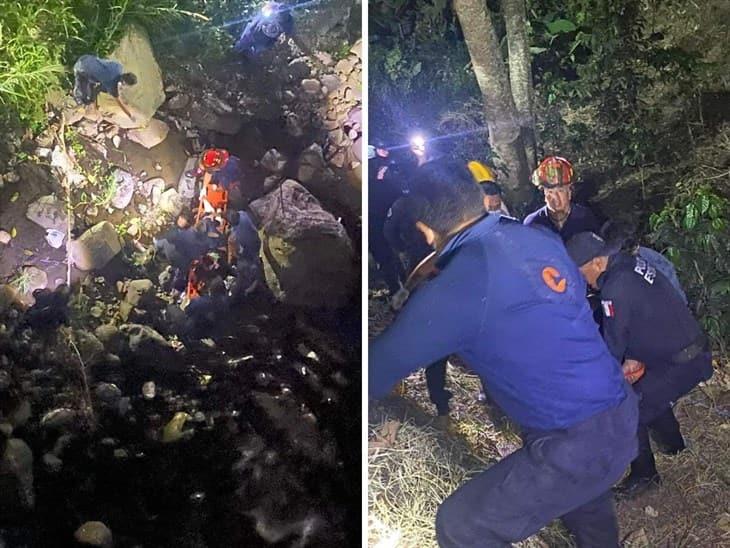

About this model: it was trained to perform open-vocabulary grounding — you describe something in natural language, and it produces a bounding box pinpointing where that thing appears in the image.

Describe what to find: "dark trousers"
[435,390,639,547]
[369,218,402,293]
[425,359,451,416]
[630,352,712,479]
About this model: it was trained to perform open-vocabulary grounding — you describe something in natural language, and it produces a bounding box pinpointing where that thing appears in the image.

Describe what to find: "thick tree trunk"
[503,0,537,172]
[453,0,532,209]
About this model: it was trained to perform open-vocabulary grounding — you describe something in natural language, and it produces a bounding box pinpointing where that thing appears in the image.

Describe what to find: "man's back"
[370,215,627,430]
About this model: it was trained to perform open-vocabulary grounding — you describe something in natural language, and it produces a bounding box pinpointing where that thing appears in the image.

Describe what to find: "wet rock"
[285,113,304,137]
[0,438,34,509]
[301,79,321,94]
[261,149,288,174]
[158,188,185,217]
[126,119,170,149]
[111,169,135,209]
[42,453,63,473]
[68,222,122,271]
[94,325,123,354]
[189,99,242,135]
[288,58,311,80]
[125,279,154,306]
[0,231,11,245]
[167,93,190,111]
[73,330,105,367]
[97,24,165,129]
[248,180,356,309]
[94,383,122,406]
[297,144,326,183]
[41,408,77,431]
[74,521,113,548]
[52,434,74,457]
[26,194,71,233]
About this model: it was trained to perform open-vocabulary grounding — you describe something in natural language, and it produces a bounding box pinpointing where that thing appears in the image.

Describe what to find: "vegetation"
[0,0,260,130]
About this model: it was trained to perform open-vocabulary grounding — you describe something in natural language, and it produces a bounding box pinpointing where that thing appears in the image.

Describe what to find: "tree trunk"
[453,0,532,209]
[503,0,537,172]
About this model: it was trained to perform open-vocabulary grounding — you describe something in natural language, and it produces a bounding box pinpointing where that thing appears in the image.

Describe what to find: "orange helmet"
[201,148,230,171]
[531,156,574,188]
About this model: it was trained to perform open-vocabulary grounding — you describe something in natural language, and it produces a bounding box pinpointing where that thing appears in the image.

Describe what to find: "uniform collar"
[437,213,499,265]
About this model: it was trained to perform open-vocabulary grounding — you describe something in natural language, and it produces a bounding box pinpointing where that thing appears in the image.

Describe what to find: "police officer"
[524,156,601,241]
[566,231,713,498]
[235,2,294,58]
[600,219,687,304]
[371,159,638,547]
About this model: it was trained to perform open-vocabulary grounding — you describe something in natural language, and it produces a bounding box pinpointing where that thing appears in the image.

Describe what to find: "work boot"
[613,473,661,500]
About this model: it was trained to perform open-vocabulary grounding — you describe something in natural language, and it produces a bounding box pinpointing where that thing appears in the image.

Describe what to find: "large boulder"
[97,25,165,129]
[188,96,243,135]
[26,194,71,233]
[68,222,122,271]
[248,180,356,309]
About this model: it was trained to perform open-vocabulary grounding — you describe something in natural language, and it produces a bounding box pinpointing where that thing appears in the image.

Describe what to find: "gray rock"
[74,330,105,367]
[248,180,356,309]
[68,222,122,271]
[320,74,341,95]
[9,400,31,429]
[26,194,70,233]
[52,434,74,457]
[167,94,190,111]
[120,324,173,359]
[125,279,154,306]
[126,119,170,149]
[158,189,185,217]
[42,453,63,473]
[297,144,326,183]
[301,79,321,94]
[110,169,135,209]
[189,99,242,135]
[74,521,113,548]
[260,149,288,174]
[94,383,122,406]
[288,58,311,80]
[1,438,34,509]
[41,408,77,431]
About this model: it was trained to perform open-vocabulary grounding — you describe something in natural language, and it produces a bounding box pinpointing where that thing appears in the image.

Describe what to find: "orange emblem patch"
[542,266,567,293]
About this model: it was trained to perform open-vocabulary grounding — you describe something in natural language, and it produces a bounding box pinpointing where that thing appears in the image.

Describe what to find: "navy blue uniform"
[524,203,601,242]
[230,210,261,262]
[73,55,124,105]
[370,214,638,546]
[598,252,712,478]
[235,4,294,57]
[636,246,687,304]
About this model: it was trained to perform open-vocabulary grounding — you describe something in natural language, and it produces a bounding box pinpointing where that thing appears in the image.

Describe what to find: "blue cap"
[566,232,620,266]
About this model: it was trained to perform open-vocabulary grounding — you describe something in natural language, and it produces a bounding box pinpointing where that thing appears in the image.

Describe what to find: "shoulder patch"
[601,300,615,318]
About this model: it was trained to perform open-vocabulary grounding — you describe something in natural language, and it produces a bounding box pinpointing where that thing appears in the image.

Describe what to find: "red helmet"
[201,148,230,171]
[531,156,574,188]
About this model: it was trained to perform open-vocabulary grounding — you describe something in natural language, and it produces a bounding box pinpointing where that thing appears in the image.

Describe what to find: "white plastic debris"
[45,229,65,249]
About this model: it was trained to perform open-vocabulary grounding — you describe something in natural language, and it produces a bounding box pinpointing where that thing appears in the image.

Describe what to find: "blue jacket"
[231,211,261,261]
[370,214,628,431]
[235,5,294,56]
[524,203,601,242]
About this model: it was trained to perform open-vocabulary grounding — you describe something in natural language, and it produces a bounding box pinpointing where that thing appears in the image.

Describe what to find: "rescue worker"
[600,220,687,304]
[368,142,407,293]
[566,231,713,498]
[153,220,209,295]
[524,156,601,241]
[371,159,638,547]
[225,209,261,265]
[184,277,229,338]
[235,2,294,58]
[73,55,137,120]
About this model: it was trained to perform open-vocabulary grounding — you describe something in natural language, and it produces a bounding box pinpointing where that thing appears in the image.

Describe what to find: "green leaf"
[699,194,710,215]
[712,218,725,231]
[546,19,577,35]
[530,46,548,55]
[683,203,698,230]
[10,192,19,202]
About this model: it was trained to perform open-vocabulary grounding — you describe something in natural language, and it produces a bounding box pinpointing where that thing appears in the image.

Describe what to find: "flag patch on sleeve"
[602,300,615,318]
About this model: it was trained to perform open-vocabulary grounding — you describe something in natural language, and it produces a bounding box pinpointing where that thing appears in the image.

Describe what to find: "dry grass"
[368,294,730,547]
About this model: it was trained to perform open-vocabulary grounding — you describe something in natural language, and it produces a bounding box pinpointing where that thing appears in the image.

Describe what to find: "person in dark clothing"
[184,277,229,337]
[235,2,294,57]
[73,55,137,120]
[154,223,209,293]
[371,159,638,547]
[566,231,713,498]
[225,209,261,263]
[368,144,407,293]
[524,156,601,242]
[600,219,688,304]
